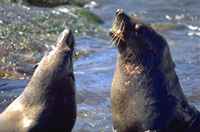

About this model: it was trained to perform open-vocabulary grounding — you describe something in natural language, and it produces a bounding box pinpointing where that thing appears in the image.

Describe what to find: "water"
[0,0,200,131]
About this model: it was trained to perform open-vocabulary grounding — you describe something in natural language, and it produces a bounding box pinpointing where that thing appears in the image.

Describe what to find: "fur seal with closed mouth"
[109,9,200,132]
[0,28,77,132]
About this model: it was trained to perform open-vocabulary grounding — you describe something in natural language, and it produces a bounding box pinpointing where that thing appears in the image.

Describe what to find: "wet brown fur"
[109,9,200,132]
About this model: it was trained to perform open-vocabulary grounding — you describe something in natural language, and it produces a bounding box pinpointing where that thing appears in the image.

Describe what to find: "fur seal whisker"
[108,19,124,48]
[112,19,116,26]
[110,30,122,48]
[109,41,115,48]
[116,37,122,47]
[107,33,116,45]
[116,19,122,30]
[121,19,125,33]
[109,34,120,48]
[107,24,123,47]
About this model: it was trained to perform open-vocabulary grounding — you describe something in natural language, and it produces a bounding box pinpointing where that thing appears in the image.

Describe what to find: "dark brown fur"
[109,9,200,132]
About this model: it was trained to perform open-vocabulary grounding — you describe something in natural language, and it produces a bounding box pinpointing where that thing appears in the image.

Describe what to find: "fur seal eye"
[135,24,143,34]
[135,24,140,30]
[33,63,39,70]
[64,50,72,56]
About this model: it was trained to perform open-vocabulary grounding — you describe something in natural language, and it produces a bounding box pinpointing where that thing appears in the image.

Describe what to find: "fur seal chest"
[0,28,77,132]
[109,9,200,132]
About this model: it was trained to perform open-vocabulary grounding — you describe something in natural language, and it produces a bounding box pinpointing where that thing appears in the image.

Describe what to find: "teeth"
[112,26,117,32]
[110,26,123,38]
[116,30,121,34]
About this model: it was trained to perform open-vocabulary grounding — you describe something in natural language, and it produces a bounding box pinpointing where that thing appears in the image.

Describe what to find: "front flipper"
[187,109,200,132]
[33,63,39,70]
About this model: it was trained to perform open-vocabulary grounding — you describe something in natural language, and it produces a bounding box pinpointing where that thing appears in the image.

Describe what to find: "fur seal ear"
[68,72,75,81]
[135,23,143,34]
[135,23,141,30]
[33,63,39,70]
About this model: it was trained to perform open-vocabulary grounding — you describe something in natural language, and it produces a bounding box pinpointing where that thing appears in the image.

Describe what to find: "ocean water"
[0,0,200,131]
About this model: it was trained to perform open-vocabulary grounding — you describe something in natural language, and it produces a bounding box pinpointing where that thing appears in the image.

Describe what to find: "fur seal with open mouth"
[109,9,200,132]
[0,28,77,132]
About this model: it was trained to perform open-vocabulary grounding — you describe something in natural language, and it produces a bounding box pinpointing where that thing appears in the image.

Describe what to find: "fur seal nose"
[116,9,123,15]
[63,28,71,34]
[56,28,72,45]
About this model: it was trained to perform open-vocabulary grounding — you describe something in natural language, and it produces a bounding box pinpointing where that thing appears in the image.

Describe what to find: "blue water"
[0,0,200,131]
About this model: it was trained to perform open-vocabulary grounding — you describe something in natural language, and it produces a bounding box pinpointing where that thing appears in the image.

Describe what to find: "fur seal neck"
[24,28,75,103]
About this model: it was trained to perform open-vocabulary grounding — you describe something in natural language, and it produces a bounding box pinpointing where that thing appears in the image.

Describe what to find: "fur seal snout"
[0,28,77,132]
[109,9,200,132]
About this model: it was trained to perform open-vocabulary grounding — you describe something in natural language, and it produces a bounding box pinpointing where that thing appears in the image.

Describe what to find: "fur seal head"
[34,28,75,79]
[109,9,168,68]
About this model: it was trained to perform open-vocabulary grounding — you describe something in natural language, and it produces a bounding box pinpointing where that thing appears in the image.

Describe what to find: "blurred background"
[0,0,199,131]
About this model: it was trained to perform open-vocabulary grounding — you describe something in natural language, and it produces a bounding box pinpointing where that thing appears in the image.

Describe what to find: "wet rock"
[9,0,84,7]
[0,2,104,79]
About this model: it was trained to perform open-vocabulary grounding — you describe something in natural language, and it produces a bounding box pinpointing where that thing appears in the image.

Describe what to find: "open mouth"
[110,25,124,38]
[108,19,125,48]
